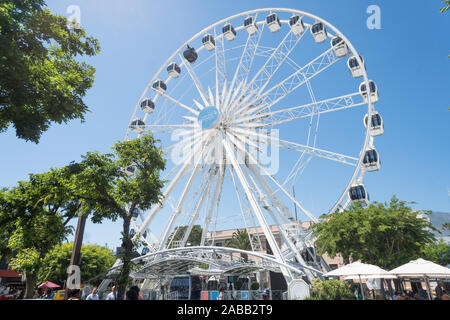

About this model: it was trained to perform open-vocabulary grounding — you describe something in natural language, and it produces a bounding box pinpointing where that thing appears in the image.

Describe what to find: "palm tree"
[225,229,252,262]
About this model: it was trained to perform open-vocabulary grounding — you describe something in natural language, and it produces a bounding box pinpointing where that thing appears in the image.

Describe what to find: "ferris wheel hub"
[197,106,221,130]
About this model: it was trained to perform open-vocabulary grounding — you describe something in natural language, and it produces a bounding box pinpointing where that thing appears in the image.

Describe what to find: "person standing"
[86,287,99,300]
[106,286,117,300]
[435,281,445,300]
[217,287,225,300]
[126,285,140,300]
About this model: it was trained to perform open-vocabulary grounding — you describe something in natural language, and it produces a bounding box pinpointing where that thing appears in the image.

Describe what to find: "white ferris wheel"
[118,8,383,286]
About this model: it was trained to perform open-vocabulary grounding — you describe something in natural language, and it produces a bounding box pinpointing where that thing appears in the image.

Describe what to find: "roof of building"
[208,222,313,240]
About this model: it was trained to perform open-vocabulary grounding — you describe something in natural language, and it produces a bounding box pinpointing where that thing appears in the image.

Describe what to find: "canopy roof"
[389,259,450,278]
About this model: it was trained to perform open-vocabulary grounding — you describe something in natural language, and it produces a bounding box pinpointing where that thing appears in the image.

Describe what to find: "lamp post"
[64,210,88,300]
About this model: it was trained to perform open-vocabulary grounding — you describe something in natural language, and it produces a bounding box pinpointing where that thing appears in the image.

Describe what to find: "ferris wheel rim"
[125,8,377,219]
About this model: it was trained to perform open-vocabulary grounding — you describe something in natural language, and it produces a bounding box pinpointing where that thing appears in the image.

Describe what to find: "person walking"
[86,287,99,300]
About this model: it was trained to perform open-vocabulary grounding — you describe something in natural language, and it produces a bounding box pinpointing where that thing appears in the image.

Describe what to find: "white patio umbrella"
[344,274,397,280]
[389,258,450,300]
[324,262,393,299]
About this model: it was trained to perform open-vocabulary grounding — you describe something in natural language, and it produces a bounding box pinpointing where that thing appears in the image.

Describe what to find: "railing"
[210,290,285,301]
[141,290,179,300]
[112,289,285,300]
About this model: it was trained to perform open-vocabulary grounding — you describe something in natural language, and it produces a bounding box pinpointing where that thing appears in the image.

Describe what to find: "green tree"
[308,278,355,300]
[442,0,450,58]
[420,239,450,266]
[0,165,84,298]
[167,225,203,248]
[37,243,116,284]
[442,222,450,232]
[441,0,450,13]
[226,229,253,262]
[311,196,437,270]
[0,0,100,143]
[68,135,166,300]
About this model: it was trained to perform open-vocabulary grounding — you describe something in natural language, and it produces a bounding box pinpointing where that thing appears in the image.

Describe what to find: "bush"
[310,279,355,300]
[250,282,260,290]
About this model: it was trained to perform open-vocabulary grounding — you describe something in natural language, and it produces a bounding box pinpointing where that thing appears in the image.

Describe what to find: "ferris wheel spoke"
[242,28,307,101]
[179,53,211,106]
[239,47,340,118]
[159,141,216,250]
[163,129,204,154]
[167,162,214,249]
[234,92,364,128]
[228,166,259,251]
[241,162,317,275]
[200,163,226,246]
[214,28,227,107]
[230,127,358,167]
[222,136,293,280]
[143,124,198,134]
[159,164,202,250]
[166,133,209,164]
[180,164,218,247]
[159,91,199,116]
[137,132,213,235]
[226,131,318,223]
[224,19,264,115]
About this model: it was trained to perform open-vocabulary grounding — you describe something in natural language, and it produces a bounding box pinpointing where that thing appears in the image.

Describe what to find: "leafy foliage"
[68,134,166,299]
[420,239,450,266]
[441,0,450,13]
[311,196,437,269]
[0,0,100,142]
[308,278,355,300]
[225,229,254,262]
[37,243,116,284]
[226,229,252,251]
[0,166,84,297]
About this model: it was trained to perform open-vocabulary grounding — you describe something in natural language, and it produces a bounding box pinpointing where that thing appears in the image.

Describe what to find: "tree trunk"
[117,216,133,300]
[24,272,37,299]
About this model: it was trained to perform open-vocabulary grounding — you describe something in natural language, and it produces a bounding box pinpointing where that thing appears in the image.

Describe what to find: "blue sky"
[0,0,449,250]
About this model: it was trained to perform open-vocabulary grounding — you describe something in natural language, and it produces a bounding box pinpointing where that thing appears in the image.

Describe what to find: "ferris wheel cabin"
[202,34,216,51]
[244,16,258,35]
[359,80,379,104]
[130,119,146,134]
[140,98,155,114]
[363,148,381,172]
[349,184,370,206]
[121,165,136,177]
[141,247,150,256]
[152,80,167,94]
[132,208,140,219]
[311,22,327,43]
[266,13,281,33]
[183,45,198,63]
[167,62,181,78]
[223,23,236,41]
[289,15,305,35]
[331,36,348,58]
[347,55,365,78]
[364,112,384,137]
